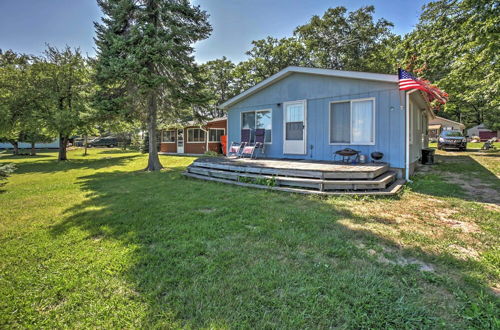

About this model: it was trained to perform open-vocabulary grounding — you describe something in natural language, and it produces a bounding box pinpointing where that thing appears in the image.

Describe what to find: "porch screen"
[187,128,205,142]
[330,102,350,143]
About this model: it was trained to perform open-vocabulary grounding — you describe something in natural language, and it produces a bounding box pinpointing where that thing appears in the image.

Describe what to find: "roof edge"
[219,66,398,109]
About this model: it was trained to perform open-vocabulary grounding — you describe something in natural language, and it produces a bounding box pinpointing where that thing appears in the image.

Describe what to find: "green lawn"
[0,148,498,328]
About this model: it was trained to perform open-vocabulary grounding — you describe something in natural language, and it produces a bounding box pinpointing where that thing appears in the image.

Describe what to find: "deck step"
[182,172,405,196]
[187,165,397,191]
[192,159,388,180]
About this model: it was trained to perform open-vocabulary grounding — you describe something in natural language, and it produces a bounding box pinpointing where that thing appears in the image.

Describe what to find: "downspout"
[405,89,418,182]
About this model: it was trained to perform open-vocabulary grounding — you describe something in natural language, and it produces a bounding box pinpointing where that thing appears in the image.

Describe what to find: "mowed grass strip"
[0,148,498,328]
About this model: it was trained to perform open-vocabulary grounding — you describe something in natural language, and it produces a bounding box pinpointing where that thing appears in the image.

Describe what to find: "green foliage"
[398,0,499,129]
[294,6,396,73]
[239,175,277,187]
[202,6,400,107]
[141,131,160,154]
[94,0,212,170]
[197,57,237,119]
[0,50,54,152]
[0,163,15,186]
[203,150,219,157]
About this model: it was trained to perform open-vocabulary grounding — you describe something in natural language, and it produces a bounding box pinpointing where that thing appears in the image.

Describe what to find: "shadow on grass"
[11,155,141,175]
[89,148,136,154]
[48,164,498,328]
[0,151,54,160]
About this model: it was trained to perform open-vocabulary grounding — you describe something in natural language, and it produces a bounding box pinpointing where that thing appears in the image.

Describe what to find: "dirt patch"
[434,208,480,233]
[449,244,480,260]
[491,286,500,297]
[443,173,500,204]
[377,254,435,272]
[356,242,435,272]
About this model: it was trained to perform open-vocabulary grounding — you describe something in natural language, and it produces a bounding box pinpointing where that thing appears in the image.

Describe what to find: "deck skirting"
[184,157,405,195]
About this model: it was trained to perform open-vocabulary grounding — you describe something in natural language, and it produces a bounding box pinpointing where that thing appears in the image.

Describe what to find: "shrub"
[203,150,219,157]
[0,163,15,186]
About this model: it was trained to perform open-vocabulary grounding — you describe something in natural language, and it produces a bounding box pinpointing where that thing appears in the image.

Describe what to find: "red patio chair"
[228,129,251,157]
[240,129,266,159]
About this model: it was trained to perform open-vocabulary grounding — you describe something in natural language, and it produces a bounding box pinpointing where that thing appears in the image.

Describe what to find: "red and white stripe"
[399,78,425,91]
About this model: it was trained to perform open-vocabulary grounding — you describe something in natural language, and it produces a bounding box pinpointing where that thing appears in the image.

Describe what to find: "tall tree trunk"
[9,140,19,155]
[30,141,36,156]
[58,134,68,161]
[84,135,88,156]
[145,91,163,171]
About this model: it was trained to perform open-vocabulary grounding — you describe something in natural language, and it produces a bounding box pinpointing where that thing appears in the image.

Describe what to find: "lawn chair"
[481,138,497,150]
[228,129,251,157]
[240,129,266,159]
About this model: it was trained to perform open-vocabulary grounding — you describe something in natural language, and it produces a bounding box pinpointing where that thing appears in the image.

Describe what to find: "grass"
[0,148,499,328]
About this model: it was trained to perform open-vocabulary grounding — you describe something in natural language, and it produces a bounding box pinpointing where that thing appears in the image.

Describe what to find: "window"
[241,110,272,143]
[162,130,176,143]
[209,128,225,142]
[285,103,304,141]
[187,128,205,142]
[329,98,375,145]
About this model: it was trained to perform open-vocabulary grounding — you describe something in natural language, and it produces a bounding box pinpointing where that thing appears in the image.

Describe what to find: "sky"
[0,0,430,63]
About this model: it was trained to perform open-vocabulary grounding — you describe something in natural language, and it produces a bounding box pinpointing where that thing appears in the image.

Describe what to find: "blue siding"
[227,73,406,168]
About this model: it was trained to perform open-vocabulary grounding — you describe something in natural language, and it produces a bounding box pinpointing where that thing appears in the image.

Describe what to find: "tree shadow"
[48,165,498,327]
[90,148,135,154]
[11,155,141,175]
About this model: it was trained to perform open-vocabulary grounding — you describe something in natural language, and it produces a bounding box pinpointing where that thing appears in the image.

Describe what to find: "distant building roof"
[429,116,465,129]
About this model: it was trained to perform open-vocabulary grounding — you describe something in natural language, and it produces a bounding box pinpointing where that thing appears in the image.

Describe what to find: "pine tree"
[94,0,211,171]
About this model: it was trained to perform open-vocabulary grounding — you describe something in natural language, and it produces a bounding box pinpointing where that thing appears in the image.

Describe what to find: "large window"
[209,128,225,142]
[241,110,272,143]
[162,130,176,143]
[330,98,375,145]
[187,128,205,143]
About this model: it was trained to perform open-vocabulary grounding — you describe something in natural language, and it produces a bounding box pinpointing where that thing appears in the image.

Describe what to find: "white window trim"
[328,97,376,146]
[162,130,177,143]
[240,108,273,144]
[208,128,225,142]
[186,127,206,143]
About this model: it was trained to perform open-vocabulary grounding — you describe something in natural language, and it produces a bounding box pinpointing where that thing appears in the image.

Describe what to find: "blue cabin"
[220,67,433,179]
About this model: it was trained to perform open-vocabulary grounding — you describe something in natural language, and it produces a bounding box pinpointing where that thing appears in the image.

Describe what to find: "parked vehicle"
[437,130,467,151]
[88,136,118,148]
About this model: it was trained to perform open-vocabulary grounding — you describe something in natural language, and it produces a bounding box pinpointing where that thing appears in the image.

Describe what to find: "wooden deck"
[183,157,405,195]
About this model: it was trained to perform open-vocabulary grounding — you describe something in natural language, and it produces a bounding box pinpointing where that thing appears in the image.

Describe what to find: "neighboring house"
[428,116,465,140]
[0,139,60,149]
[467,124,499,141]
[160,118,227,154]
[220,66,435,179]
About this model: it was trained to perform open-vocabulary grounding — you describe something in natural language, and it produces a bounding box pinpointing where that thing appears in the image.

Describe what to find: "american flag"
[398,68,448,104]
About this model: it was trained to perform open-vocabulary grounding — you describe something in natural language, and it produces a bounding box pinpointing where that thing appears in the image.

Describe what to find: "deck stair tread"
[184,157,402,195]
[192,158,388,179]
[188,166,396,185]
[182,172,405,196]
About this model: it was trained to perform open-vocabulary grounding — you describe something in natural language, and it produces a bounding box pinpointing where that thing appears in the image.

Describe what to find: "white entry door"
[283,100,307,154]
[177,129,184,153]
